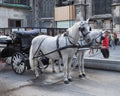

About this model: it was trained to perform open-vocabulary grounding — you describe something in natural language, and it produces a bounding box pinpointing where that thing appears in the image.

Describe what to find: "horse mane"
[67,22,79,37]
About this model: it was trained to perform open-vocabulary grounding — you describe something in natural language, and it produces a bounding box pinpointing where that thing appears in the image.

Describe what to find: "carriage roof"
[14,29,40,36]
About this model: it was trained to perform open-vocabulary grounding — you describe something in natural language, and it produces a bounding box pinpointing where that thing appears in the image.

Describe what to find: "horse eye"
[86,38,91,43]
[89,27,92,31]
[79,27,85,32]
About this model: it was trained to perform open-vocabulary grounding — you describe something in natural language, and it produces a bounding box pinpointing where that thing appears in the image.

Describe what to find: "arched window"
[39,0,55,18]
[113,0,120,3]
[92,0,112,15]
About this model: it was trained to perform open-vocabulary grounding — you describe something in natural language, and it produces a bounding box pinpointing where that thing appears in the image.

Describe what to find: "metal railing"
[0,27,67,37]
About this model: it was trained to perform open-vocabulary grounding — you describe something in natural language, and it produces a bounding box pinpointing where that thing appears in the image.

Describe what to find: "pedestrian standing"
[114,32,118,45]
[100,31,109,58]
[110,33,115,49]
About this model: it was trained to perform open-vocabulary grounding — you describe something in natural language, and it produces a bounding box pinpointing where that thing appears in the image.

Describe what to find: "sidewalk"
[84,45,120,71]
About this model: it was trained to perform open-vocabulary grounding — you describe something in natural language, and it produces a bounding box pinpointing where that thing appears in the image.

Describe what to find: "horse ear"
[80,17,84,22]
[86,18,90,23]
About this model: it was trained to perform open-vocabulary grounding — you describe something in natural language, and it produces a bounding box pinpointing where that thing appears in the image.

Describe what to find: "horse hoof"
[52,70,56,73]
[79,75,83,78]
[82,74,86,77]
[68,78,72,82]
[61,63,63,66]
[64,80,69,84]
[59,70,62,73]
[35,76,39,79]
[31,76,39,82]
[40,71,43,74]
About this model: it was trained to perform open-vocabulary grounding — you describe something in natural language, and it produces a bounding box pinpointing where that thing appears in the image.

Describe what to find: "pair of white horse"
[52,29,106,78]
[29,19,106,84]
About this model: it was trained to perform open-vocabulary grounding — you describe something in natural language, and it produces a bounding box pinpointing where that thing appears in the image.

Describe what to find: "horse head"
[87,29,107,45]
[66,18,91,44]
[77,18,92,44]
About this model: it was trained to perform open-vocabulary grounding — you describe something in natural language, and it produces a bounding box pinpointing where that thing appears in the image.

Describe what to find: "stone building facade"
[0,0,120,37]
[54,0,120,37]
[0,0,32,28]
[31,0,56,28]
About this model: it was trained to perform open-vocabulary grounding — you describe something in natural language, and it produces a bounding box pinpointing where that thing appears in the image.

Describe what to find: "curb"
[84,58,120,72]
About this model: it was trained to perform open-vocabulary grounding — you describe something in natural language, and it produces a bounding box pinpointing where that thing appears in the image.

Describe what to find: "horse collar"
[56,36,62,59]
[64,31,69,36]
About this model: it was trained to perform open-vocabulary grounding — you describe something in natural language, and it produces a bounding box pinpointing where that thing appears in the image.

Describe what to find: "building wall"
[55,5,75,21]
[0,7,30,28]
[33,0,55,28]
[112,3,120,37]
[0,0,32,28]
[57,20,75,28]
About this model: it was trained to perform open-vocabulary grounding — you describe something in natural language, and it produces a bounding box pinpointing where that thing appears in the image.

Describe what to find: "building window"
[113,0,120,3]
[2,0,29,6]
[92,0,112,15]
[8,19,21,27]
[56,0,74,7]
[39,0,55,18]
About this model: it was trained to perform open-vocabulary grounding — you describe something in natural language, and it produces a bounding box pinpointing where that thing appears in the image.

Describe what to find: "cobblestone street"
[0,65,120,96]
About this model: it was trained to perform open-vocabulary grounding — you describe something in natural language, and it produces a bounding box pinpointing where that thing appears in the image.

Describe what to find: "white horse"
[29,19,91,84]
[76,29,107,78]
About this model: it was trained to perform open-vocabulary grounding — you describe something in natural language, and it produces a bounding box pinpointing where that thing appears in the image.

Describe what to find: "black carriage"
[0,29,49,74]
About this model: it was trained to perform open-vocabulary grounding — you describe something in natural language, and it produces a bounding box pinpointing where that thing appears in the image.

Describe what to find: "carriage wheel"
[11,52,26,75]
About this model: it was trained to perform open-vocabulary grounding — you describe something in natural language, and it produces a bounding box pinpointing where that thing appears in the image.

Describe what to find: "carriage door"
[8,19,21,27]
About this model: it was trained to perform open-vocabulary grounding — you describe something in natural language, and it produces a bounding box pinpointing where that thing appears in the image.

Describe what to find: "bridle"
[94,31,104,44]
[79,23,90,40]
[63,22,91,46]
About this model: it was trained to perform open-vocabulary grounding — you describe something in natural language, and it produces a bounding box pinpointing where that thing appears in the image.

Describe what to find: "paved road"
[0,45,120,96]
[0,65,120,96]
[85,45,120,60]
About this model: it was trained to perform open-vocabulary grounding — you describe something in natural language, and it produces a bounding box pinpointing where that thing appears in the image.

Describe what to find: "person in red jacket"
[101,31,109,58]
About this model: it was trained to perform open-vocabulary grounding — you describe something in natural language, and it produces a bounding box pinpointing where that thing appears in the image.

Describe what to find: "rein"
[33,37,48,59]
[94,31,103,44]
[64,31,75,45]
[33,44,90,59]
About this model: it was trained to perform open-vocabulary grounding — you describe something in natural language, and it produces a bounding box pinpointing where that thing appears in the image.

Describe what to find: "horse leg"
[81,51,86,77]
[67,57,72,82]
[34,59,40,78]
[58,58,63,72]
[38,58,45,73]
[77,51,83,78]
[52,59,56,73]
[63,56,69,84]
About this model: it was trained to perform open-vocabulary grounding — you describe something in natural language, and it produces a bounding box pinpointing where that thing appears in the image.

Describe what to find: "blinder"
[101,36,105,40]
[89,27,92,31]
[79,27,85,32]
[94,32,105,44]
[79,26,90,39]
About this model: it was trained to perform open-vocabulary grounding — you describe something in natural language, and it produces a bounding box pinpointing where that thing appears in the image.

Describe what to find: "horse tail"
[29,44,34,70]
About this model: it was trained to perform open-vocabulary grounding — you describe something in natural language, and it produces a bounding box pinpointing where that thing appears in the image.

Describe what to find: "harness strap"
[94,32,103,44]
[56,35,62,59]
[33,44,91,59]
[64,31,76,45]
[33,37,47,59]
